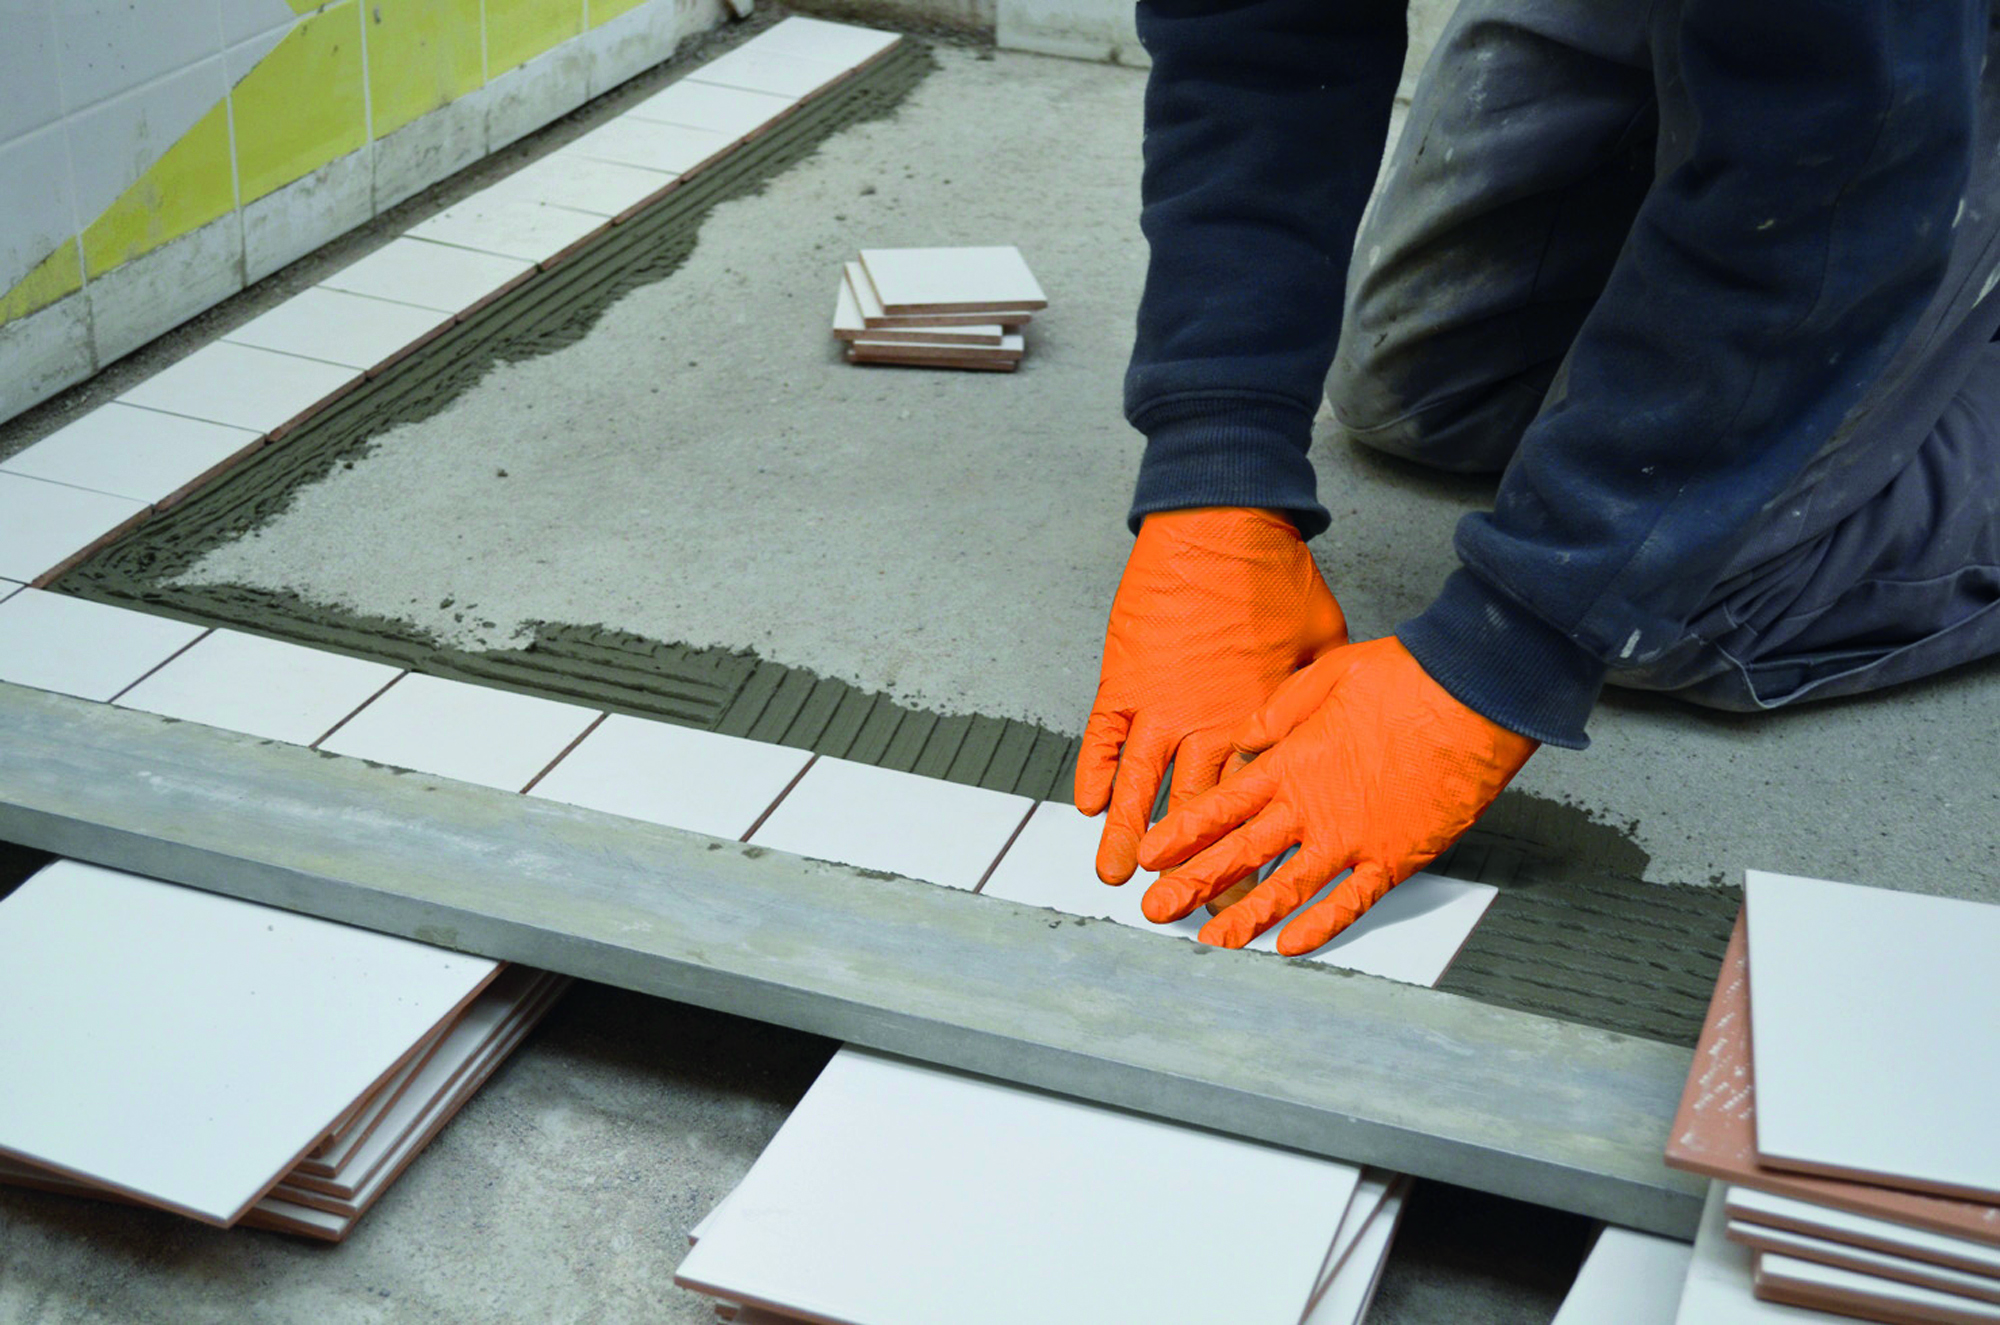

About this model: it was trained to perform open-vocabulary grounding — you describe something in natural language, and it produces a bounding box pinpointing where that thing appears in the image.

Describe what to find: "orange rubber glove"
[1076,507,1346,886]
[1136,636,1539,955]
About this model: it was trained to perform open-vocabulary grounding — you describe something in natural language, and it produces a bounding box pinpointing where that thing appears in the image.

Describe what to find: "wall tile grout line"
[739,754,819,843]
[518,711,610,796]
[105,627,215,705]
[310,671,409,750]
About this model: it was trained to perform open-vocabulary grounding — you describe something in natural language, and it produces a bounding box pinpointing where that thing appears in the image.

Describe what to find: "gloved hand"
[1136,636,1538,955]
[1076,507,1345,885]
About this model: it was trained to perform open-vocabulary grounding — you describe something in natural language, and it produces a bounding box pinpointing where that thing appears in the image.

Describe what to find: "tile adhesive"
[48,36,1735,1047]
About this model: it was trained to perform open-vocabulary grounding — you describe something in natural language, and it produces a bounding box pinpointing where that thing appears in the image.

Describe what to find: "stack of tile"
[1666,871,2000,1323]
[0,859,566,1242]
[832,245,1046,371]
[674,787,1502,1324]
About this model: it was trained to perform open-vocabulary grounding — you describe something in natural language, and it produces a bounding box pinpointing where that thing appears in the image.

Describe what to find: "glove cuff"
[1397,569,1605,750]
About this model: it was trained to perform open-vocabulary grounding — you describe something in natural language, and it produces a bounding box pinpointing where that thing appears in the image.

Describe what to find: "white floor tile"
[317,672,601,792]
[1745,870,2000,1203]
[981,804,1497,983]
[405,195,607,265]
[0,473,149,581]
[480,152,676,218]
[625,80,796,138]
[0,580,21,601]
[117,629,402,745]
[858,245,1048,314]
[685,48,849,99]
[223,287,453,371]
[1555,1226,1695,1325]
[742,16,900,68]
[0,589,206,702]
[1725,1188,2000,1278]
[0,859,497,1225]
[117,342,358,435]
[679,1047,1362,1325]
[1303,1181,1408,1325]
[1727,1218,2000,1307]
[562,119,737,175]
[0,404,261,505]
[1675,1186,1847,1324]
[1757,1250,2000,1321]
[528,715,812,841]
[746,757,1032,891]
[318,237,535,315]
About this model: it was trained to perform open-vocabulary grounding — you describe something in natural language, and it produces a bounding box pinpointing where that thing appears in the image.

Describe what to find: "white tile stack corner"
[832,247,1047,371]
[678,800,1502,1325]
[1666,871,2000,1322]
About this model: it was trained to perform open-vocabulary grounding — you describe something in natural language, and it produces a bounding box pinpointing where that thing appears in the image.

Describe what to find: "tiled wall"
[0,0,726,423]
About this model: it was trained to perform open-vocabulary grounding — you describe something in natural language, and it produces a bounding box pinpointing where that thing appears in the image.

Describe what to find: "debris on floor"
[1664,875,2000,1321]
[832,246,1046,371]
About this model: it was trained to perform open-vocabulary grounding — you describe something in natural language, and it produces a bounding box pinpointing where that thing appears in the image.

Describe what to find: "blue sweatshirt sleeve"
[1123,0,1407,536]
[1398,0,1979,747]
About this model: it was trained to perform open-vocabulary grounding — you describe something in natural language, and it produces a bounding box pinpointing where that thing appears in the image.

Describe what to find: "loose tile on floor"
[317,672,601,792]
[624,80,796,138]
[0,589,206,702]
[116,342,359,435]
[117,628,402,746]
[0,404,262,505]
[223,288,453,372]
[479,153,676,218]
[528,715,812,841]
[405,196,608,265]
[561,119,737,176]
[318,238,536,315]
[746,757,1032,891]
[0,473,149,582]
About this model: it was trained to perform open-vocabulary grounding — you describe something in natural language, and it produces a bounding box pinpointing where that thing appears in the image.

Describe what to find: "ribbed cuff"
[1396,570,1607,749]
[1127,395,1329,537]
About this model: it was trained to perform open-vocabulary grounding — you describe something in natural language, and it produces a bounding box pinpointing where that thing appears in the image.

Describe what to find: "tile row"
[0,587,1498,982]
[0,18,902,587]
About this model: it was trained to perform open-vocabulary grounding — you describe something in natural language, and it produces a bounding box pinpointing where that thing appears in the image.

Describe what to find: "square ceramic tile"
[0,579,21,601]
[223,287,452,371]
[528,715,812,841]
[1553,1226,1695,1325]
[480,152,676,218]
[1674,1186,1846,1324]
[746,757,1032,891]
[117,342,358,435]
[980,804,1498,984]
[625,79,796,138]
[859,245,1048,314]
[743,16,900,68]
[686,47,850,99]
[317,672,600,792]
[0,403,261,505]
[0,589,205,702]
[405,194,607,264]
[318,237,535,314]
[117,629,402,745]
[0,472,148,581]
[562,118,737,175]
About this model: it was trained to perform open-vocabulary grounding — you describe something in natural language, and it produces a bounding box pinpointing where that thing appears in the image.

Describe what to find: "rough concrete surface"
[178,46,1999,902]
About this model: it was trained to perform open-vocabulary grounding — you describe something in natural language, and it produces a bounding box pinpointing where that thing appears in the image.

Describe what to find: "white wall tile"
[118,341,356,433]
[480,152,674,218]
[0,402,260,504]
[223,286,451,370]
[0,588,205,701]
[0,473,147,582]
[318,672,601,792]
[319,236,533,314]
[747,757,1032,891]
[241,147,375,284]
[997,0,1149,67]
[579,0,704,100]
[221,0,298,48]
[405,195,605,264]
[0,291,93,424]
[118,628,401,745]
[529,715,812,841]
[372,97,487,213]
[0,122,82,295]
[478,41,592,152]
[56,0,226,111]
[62,55,230,232]
[86,216,246,366]
[563,117,734,175]
[0,0,64,140]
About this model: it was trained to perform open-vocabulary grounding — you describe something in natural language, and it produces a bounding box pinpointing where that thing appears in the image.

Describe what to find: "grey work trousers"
[1326,0,2000,711]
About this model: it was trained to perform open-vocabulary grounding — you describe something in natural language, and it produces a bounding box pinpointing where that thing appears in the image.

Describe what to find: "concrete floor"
[3,18,1995,1325]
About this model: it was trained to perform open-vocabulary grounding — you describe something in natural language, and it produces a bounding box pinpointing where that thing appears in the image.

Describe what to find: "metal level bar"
[0,681,1705,1235]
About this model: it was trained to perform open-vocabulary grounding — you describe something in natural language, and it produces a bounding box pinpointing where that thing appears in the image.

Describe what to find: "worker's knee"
[1324,362,1549,475]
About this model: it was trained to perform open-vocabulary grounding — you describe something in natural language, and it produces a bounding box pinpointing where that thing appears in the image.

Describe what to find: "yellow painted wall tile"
[0,242,84,322]
[486,0,585,76]
[588,0,647,25]
[80,99,236,276]
[367,0,485,137]
[233,3,369,204]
